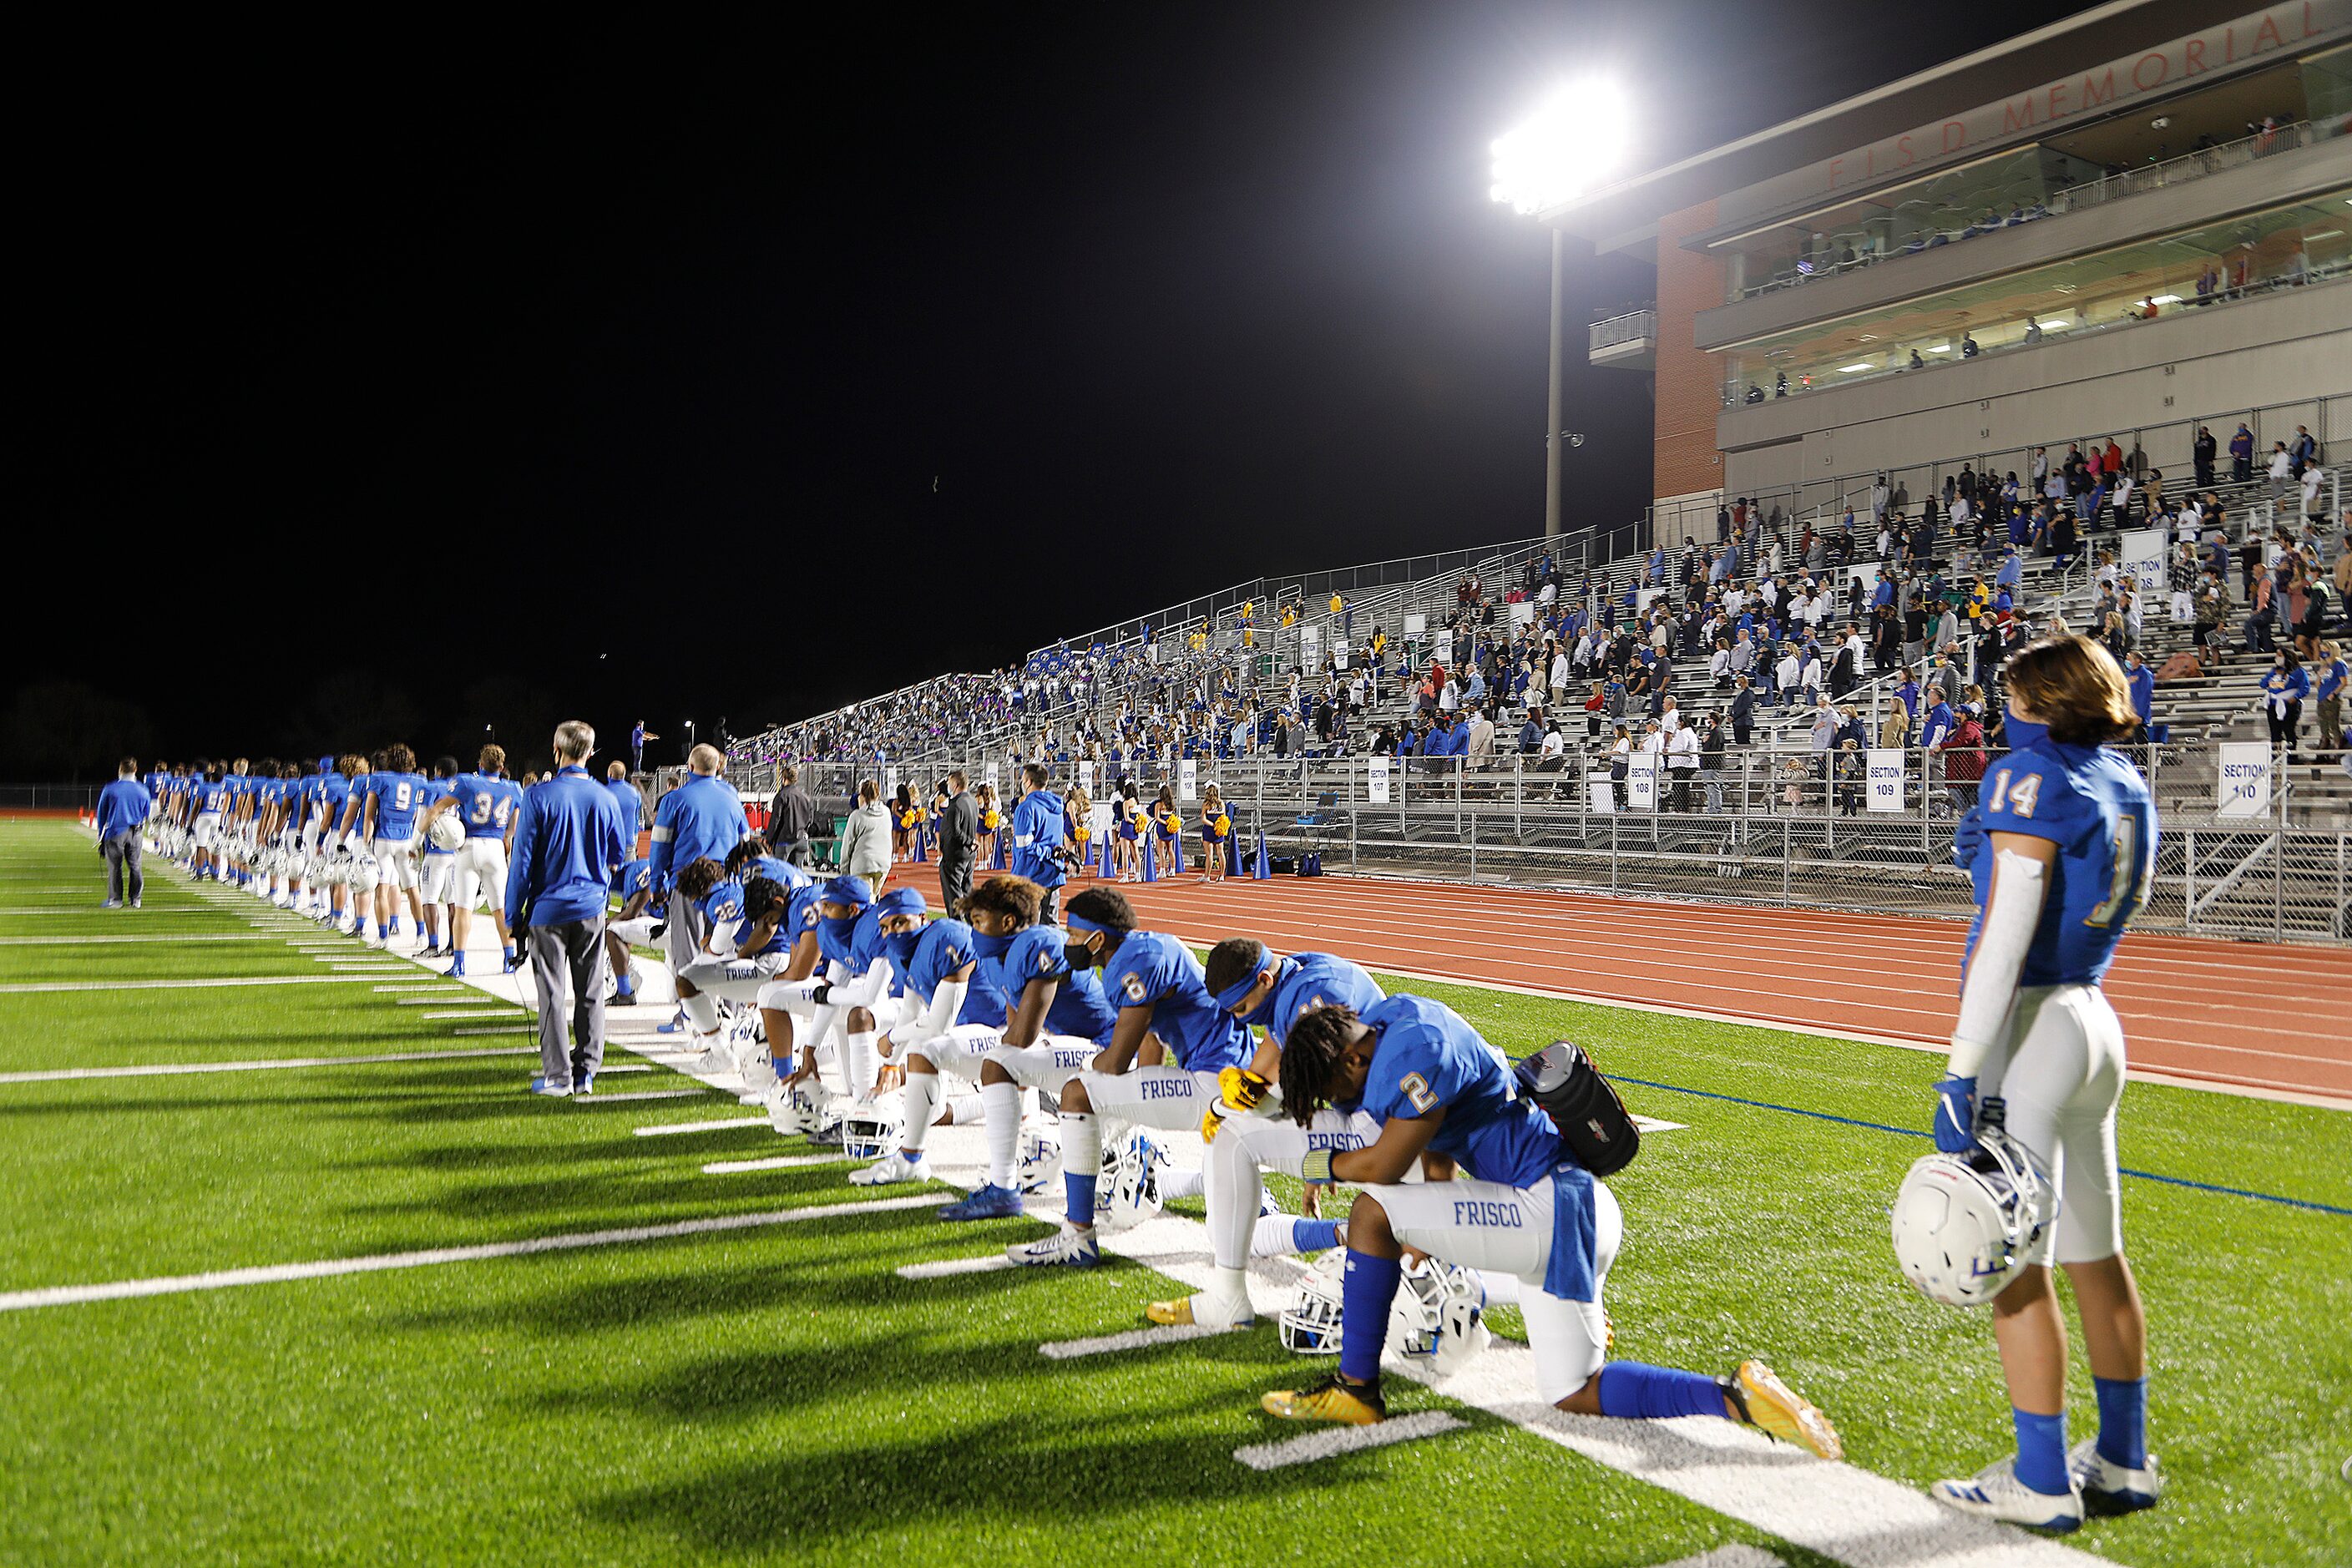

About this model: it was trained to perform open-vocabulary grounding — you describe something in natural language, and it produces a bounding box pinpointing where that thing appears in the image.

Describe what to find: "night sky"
[12,3,2041,778]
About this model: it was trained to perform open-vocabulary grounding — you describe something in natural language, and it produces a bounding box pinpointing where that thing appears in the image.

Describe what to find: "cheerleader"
[1112,781,1141,882]
[1151,784,1182,875]
[1065,783,1093,877]
[1199,783,1231,882]
[974,783,1001,867]
[890,782,915,860]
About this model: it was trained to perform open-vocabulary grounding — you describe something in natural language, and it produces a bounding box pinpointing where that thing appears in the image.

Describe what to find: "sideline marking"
[580,1088,706,1104]
[897,1255,1014,1280]
[0,934,276,946]
[375,985,465,994]
[0,1195,942,1313]
[1232,1410,1468,1471]
[1652,1550,1786,1568]
[0,908,225,917]
[451,1026,537,1037]
[419,1009,528,1020]
[0,974,385,995]
[702,1153,849,1175]
[634,1115,768,1137]
[1039,1323,1232,1359]
[0,1048,536,1085]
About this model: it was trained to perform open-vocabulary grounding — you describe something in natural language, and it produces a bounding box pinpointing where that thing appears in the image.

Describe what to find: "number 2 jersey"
[1967,736,2155,988]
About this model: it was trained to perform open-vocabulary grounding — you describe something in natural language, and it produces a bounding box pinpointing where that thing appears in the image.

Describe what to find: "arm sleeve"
[903,979,968,1043]
[837,958,894,1011]
[1946,848,2048,1078]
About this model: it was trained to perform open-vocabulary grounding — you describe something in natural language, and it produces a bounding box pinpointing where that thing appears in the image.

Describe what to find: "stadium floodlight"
[1488,81,1632,215]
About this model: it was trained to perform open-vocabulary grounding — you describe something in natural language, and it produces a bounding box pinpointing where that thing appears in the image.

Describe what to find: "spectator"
[95,756,151,909]
[630,719,658,776]
[2315,640,2347,757]
[2194,426,2218,489]
[2122,650,2155,746]
[1667,715,1700,811]
[1943,705,1987,812]
[838,779,893,883]
[507,721,631,1096]
[1877,701,1909,751]
[2230,423,2254,483]
[1730,675,1756,745]
[766,765,816,867]
[2259,651,2309,761]
[935,769,978,908]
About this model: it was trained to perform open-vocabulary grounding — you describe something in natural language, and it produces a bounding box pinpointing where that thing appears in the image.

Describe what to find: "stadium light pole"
[1490,82,1631,542]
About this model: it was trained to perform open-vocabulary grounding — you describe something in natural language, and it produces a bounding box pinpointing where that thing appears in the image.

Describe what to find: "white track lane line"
[0,974,392,995]
[1038,1323,1235,1359]
[701,1153,851,1175]
[0,1194,943,1313]
[634,1116,770,1137]
[0,1048,537,1084]
[1232,1410,1469,1470]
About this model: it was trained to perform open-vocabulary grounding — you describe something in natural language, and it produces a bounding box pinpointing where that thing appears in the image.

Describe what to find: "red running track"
[1027,867,2352,1104]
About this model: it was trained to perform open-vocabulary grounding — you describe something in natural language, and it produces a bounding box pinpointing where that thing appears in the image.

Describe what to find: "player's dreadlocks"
[675,857,726,901]
[1277,1004,1363,1127]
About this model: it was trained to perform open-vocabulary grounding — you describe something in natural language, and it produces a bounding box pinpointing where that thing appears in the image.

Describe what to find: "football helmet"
[425,812,465,852]
[839,1093,907,1161]
[1892,1112,2057,1308]
[1096,1128,1166,1232]
[1277,1251,1490,1378]
[1016,1121,1061,1194]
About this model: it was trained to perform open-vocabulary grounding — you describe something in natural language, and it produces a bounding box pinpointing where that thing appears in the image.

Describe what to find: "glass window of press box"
[1720,189,2352,404]
[1717,53,2345,306]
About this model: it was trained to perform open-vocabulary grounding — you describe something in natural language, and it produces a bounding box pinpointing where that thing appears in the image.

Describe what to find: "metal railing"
[1589,308,1656,352]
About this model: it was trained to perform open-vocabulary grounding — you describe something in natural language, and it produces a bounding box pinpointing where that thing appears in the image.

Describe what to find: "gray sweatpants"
[528,918,609,1085]
[664,895,709,997]
[104,832,144,903]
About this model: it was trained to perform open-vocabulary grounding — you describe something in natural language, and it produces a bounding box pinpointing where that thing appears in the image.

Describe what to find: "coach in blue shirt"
[507,721,631,1096]
[1009,762,1069,923]
[95,757,152,909]
[646,744,748,1000]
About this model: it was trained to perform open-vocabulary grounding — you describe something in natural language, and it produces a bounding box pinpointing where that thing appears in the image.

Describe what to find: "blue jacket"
[646,773,747,896]
[1009,788,1068,888]
[507,766,631,928]
[96,779,151,839]
[2127,665,2155,723]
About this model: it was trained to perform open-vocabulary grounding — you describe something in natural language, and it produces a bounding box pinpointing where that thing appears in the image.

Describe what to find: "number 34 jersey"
[1967,738,2156,988]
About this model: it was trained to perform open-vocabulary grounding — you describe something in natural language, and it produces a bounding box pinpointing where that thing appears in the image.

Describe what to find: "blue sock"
[2093,1376,2147,1470]
[1338,1250,1402,1383]
[1596,1362,1728,1420]
[2012,1408,2071,1495]
[614,976,633,997]
[1066,1171,1097,1227]
[1292,1217,1343,1252]
[377,923,389,940]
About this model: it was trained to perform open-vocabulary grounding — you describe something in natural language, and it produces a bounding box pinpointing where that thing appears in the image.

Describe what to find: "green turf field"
[1,817,2344,1567]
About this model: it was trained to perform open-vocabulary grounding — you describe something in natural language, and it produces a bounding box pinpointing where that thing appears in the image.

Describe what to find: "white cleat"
[849,1153,930,1186]
[1929,1457,2084,1534]
[2068,1439,2162,1515]
[690,1037,732,1074]
[1005,1227,1100,1267]
[735,1046,779,1104]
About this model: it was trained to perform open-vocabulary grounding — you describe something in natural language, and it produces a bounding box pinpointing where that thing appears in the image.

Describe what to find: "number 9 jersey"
[1966,736,2155,988]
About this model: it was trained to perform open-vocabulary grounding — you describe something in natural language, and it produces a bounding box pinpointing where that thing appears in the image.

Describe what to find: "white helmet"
[1095,1129,1166,1232]
[426,812,466,852]
[1892,1116,2057,1308]
[840,1094,907,1161]
[770,1079,830,1137]
[1016,1121,1061,1194]
[347,848,380,887]
[1277,1251,1490,1379]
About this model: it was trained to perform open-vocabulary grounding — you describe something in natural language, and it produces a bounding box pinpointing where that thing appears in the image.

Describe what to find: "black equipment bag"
[1513,1040,1641,1176]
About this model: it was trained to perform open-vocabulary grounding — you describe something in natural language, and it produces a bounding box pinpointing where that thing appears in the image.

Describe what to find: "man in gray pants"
[505,721,631,1096]
[94,758,153,909]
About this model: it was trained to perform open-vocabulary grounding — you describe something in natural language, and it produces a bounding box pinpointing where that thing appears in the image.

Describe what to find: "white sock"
[901,1070,938,1153]
[944,1092,983,1125]
[1206,1125,1261,1269]
[844,1029,878,1098]
[1161,1165,1204,1201]
[1251,1213,1304,1258]
[982,1080,1022,1188]
[682,989,720,1034]
[1061,1111,1100,1223]
[1208,1263,1248,1303]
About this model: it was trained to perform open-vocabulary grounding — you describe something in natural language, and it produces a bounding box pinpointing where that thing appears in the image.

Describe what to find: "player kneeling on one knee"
[1257,999,1841,1460]
[846,890,994,1186]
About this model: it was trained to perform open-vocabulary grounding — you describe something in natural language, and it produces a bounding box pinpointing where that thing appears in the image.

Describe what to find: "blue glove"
[1952,806,1986,870]
[1932,1075,1978,1154]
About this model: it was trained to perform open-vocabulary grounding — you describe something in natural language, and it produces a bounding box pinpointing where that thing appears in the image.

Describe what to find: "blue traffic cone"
[994,831,1010,871]
[1141,832,1157,883]
[911,826,927,863]
[1098,832,1114,878]
[1252,830,1271,880]
[1226,831,1242,878]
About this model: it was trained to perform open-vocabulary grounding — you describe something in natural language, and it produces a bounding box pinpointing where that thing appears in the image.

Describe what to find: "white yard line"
[0,934,277,946]
[1038,1322,1235,1359]
[1654,1550,1788,1568]
[701,1153,851,1175]
[0,1195,943,1313]
[580,1088,708,1104]
[0,974,388,995]
[1231,1410,1468,1470]
[0,908,228,917]
[451,1026,539,1037]
[373,985,464,994]
[417,1009,528,1020]
[0,1048,537,1084]
[633,1115,769,1137]
[897,1254,1015,1280]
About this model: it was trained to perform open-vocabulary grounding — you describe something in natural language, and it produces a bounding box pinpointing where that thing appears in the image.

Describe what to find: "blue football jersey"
[613,857,651,902]
[785,884,826,949]
[196,779,230,815]
[368,772,426,839]
[1967,738,2154,988]
[1348,994,1560,1189]
[1104,930,1252,1073]
[840,906,889,986]
[994,924,1117,1044]
[897,918,978,1005]
[1262,952,1384,1048]
[747,854,812,892]
[453,772,524,839]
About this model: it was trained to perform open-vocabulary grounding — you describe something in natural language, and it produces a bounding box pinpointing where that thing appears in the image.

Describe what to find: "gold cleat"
[1261,1373,1387,1425]
[1146,1290,1254,1329]
[1146,1295,1196,1326]
[1732,1358,1843,1461]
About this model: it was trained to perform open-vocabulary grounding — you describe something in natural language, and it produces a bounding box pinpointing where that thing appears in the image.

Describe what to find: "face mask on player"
[969,930,1014,959]
[2004,716,2049,750]
[885,929,922,964]
[1063,938,1100,970]
[822,913,860,942]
